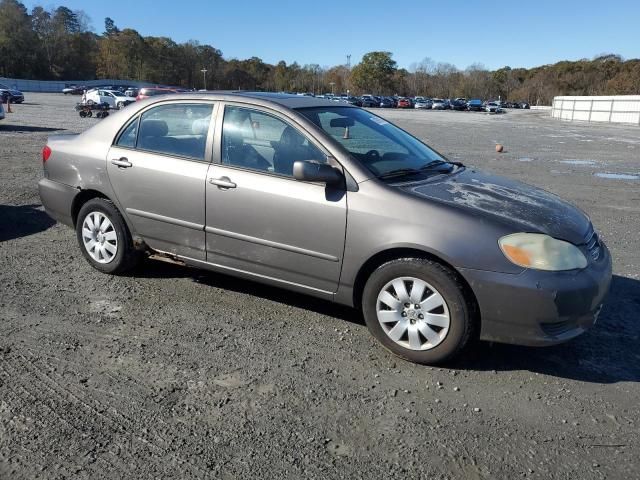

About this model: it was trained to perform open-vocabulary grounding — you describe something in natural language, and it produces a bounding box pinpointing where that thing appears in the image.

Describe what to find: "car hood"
[397,168,591,245]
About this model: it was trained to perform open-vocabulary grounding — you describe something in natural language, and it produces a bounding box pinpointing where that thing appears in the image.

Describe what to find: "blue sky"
[23,0,640,70]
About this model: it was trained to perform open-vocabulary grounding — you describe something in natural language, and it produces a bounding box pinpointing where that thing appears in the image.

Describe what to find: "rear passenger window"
[116,116,139,148]
[137,103,213,160]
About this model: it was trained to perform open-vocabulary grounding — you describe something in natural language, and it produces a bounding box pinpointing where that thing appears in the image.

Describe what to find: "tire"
[362,258,477,365]
[117,102,124,109]
[86,99,94,105]
[87,110,93,117]
[76,198,141,274]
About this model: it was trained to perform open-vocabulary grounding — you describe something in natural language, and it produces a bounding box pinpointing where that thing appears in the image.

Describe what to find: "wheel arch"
[70,189,111,227]
[352,247,480,324]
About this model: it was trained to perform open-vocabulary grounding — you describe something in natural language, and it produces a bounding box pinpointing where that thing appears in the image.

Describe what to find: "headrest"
[140,119,168,137]
[192,116,210,135]
[279,126,304,147]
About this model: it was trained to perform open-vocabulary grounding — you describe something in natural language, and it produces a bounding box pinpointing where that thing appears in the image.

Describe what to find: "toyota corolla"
[38,92,612,364]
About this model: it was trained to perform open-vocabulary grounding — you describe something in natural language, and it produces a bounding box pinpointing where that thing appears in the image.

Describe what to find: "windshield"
[297,106,450,178]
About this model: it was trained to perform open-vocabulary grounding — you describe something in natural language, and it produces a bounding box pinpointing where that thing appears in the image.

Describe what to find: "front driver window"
[222,106,326,176]
[137,103,213,160]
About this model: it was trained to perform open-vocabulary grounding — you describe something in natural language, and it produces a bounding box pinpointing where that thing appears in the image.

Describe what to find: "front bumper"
[38,178,78,227]
[459,243,612,346]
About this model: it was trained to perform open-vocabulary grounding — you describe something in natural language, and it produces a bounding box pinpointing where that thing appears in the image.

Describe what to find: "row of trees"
[1,0,639,104]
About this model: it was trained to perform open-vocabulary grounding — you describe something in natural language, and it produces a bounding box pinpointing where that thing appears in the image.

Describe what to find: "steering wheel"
[364,149,381,161]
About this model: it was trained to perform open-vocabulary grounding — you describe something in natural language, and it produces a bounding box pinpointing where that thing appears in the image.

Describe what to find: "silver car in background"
[431,99,446,110]
[485,101,503,113]
[38,92,612,365]
[414,98,433,109]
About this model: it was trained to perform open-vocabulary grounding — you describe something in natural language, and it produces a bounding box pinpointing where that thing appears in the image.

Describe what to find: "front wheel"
[76,198,141,274]
[362,258,477,365]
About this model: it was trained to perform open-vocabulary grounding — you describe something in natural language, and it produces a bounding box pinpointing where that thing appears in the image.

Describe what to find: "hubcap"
[376,277,450,351]
[81,211,118,264]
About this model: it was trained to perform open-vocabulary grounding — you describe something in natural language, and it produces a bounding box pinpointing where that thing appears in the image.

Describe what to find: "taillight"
[42,145,52,163]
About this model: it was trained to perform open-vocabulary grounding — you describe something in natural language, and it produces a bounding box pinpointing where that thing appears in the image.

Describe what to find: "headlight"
[499,233,587,271]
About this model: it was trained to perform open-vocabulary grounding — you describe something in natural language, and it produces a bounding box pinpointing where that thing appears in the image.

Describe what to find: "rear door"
[107,101,216,260]
[204,104,347,294]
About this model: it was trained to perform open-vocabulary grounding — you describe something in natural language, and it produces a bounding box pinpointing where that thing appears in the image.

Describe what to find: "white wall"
[552,95,640,125]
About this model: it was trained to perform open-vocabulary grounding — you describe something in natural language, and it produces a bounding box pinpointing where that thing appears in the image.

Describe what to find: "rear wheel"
[362,258,476,365]
[76,198,141,274]
[117,101,124,109]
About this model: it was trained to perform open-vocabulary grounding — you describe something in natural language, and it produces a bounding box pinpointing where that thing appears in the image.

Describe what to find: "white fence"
[552,95,640,125]
[0,77,155,93]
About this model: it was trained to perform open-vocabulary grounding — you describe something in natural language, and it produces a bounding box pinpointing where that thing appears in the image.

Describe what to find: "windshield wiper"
[376,168,422,179]
[377,160,463,180]
[420,159,463,170]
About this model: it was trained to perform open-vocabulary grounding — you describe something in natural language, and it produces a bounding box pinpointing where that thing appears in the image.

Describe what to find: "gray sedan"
[38,92,612,365]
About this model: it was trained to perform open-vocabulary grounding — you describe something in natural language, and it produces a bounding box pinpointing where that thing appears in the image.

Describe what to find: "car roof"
[142,91,349,110]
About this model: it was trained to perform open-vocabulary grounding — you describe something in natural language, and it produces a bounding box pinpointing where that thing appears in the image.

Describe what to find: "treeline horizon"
[1,0,639,104]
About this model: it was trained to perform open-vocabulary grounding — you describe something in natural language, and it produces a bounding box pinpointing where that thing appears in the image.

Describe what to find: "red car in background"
[397,97,413,109]
[136,87,187,101]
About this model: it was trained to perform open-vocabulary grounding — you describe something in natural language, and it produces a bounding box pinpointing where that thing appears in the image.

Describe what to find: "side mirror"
[293,160,343,185]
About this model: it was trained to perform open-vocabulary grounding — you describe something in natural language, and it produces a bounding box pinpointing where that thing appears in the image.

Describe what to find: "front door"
[204,105,347,294]
[107,101,215,260]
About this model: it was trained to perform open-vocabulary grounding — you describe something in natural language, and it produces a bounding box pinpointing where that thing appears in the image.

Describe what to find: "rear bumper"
[459,243,613,346]
[38,178,78,227]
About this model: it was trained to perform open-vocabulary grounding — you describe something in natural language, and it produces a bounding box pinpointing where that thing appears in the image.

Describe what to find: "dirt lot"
[1,94,639,479]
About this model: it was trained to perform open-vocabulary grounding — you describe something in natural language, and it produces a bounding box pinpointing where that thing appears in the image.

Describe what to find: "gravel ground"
[1,94,639,480]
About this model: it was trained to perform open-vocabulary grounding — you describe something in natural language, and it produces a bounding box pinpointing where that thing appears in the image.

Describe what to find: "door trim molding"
[127,208,204,231]
[204,226,339,262]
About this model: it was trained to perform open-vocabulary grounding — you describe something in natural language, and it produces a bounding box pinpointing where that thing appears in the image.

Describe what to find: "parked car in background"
[466,99,484,111]
[0,83,24,103]
[450,99,467,110]
[38,92,612,365]
[125,87,140,98]
[414,98,433,109]
[85,89,135,109]
[135,87,185,101]
[520,102,530,109]
[343,96,362,106]
[380,97,395,108]
[485,101,503,113]
[431,99,446,110]
[360,95,378,108]
[397,97,413,109]
[62,85,85,95]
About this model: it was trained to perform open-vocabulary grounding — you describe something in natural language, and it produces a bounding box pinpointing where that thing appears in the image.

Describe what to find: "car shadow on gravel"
[0,204,56,241]
[134,259,361,325]
[133,260,639,383]
[0,125,65,132]
[454,275,640,384]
